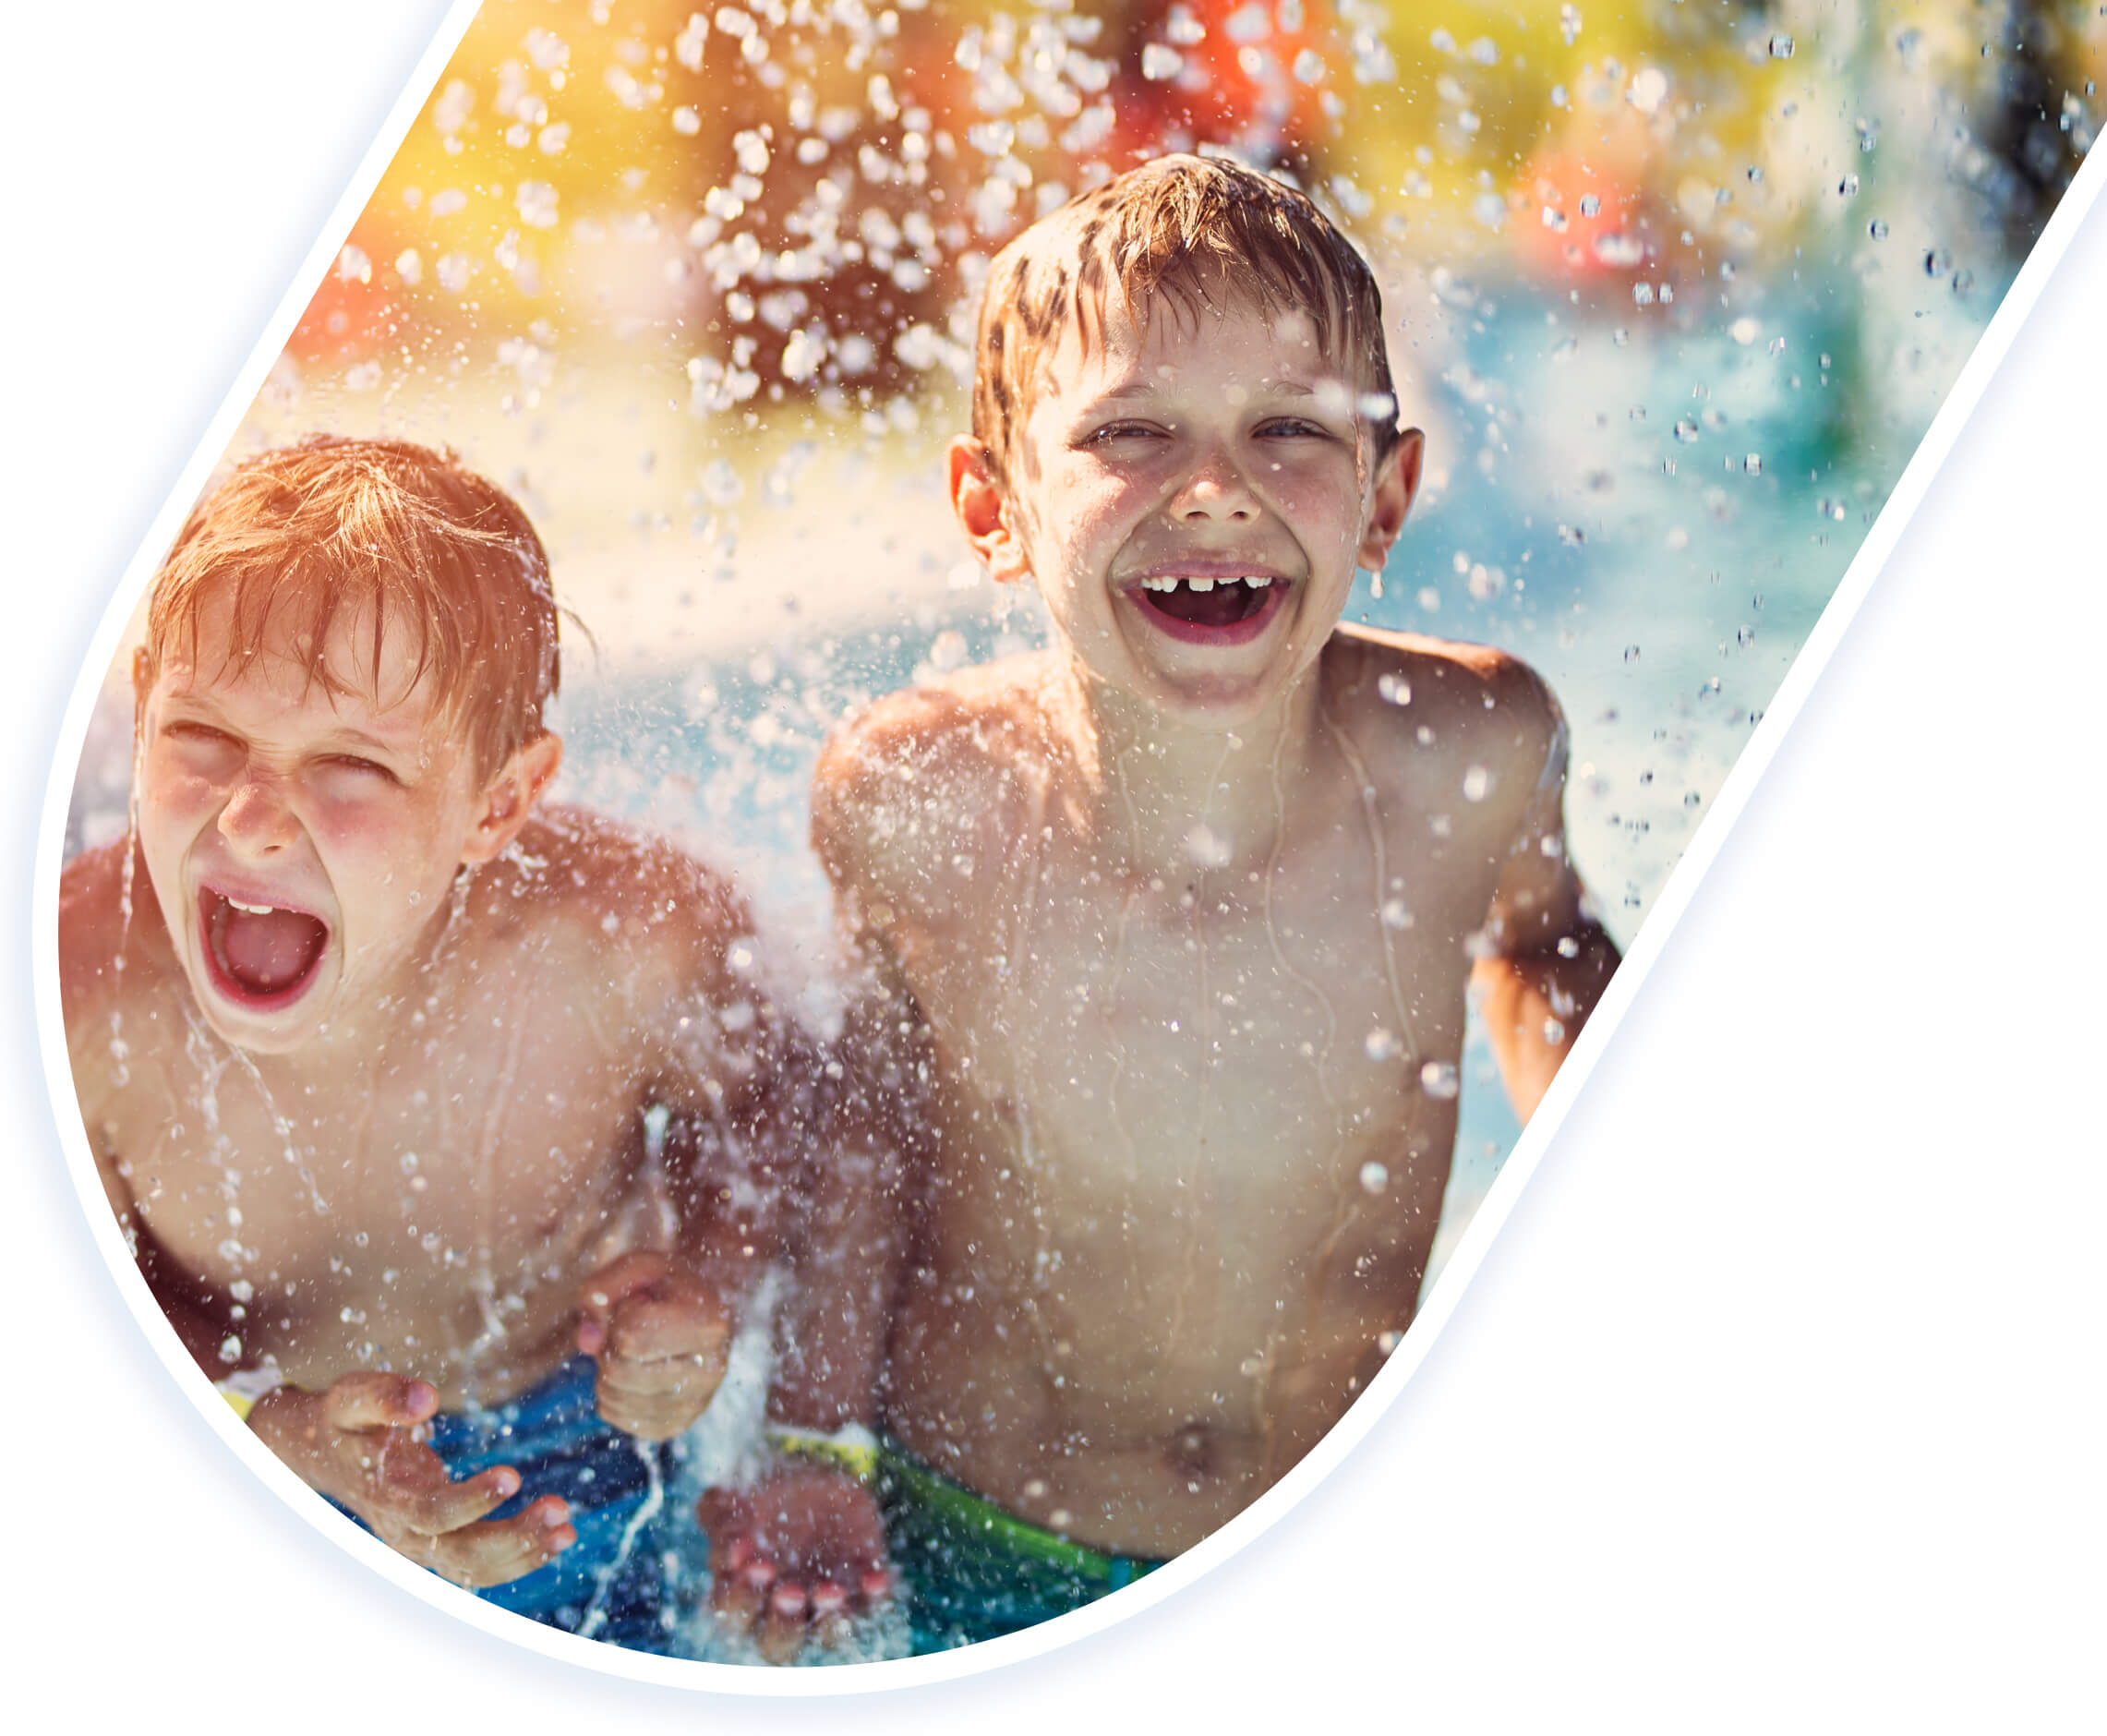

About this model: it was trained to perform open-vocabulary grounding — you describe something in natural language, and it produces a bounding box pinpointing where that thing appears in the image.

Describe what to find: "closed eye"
[1257,417,1332,440]
[162,722,244,763]
[320,754,400,784]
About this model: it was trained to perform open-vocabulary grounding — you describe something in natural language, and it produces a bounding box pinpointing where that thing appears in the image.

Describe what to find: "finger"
[857,1565,893,1609]
[577,1250,670,1335]
[601,1294,732,1367]
[759,1581,811,1665]
[710,1556,772,1636]
[595,1357,730,1441]
[324,1372,439,1432]
[809,1580,853,1651]
[385,1459,524,1537]
[427,1498,576,1589]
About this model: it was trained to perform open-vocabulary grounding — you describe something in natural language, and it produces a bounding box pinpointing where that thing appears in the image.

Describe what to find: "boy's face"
[133,597,546,1055]
[958,287,1419,725]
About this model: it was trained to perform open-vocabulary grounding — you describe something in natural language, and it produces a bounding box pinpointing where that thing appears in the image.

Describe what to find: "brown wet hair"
[969,153,1401,488]
[143,436,565,779]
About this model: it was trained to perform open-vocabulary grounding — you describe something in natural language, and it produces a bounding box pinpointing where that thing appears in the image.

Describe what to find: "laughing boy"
[717,155,1620,1651]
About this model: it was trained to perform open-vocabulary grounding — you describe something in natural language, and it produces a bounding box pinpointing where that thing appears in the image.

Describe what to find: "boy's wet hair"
[144,436,563,779]
[970,152,1400,488]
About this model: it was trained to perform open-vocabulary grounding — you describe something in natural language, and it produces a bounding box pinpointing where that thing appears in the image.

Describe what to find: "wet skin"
[806,293,1613,1559]
[63,616,792,1584]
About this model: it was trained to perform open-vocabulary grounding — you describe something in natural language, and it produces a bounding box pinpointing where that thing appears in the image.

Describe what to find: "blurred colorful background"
[69,0,2102,1275]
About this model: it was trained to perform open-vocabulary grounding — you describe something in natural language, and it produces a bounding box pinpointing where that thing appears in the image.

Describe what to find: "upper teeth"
[227,898,278,915]
[1139,575,1274,593]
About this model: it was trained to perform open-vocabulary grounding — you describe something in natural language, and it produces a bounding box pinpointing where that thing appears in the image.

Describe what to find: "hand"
[248,1372,573,1588]
[697,1464,894,1664]
[576,1250,733,1441]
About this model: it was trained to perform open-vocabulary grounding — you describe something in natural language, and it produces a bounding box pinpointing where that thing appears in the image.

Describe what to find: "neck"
[1042,651,1331,878]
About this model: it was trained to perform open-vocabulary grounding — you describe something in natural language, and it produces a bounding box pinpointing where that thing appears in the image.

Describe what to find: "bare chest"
[902,826,1500,1296]
[98,1007,667,1397]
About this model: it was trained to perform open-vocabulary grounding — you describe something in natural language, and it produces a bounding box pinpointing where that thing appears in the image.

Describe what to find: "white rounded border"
[28,0,2107,1697]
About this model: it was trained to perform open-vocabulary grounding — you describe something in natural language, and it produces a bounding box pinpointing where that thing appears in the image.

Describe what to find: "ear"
[948,435,1032,585]
[1357,427,1425,573]
[460,730,563,867]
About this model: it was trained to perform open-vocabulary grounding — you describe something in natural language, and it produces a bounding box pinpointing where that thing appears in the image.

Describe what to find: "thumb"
[324,1372,439,1431]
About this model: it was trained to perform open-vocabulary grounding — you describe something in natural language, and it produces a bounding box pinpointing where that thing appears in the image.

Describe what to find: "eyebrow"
[160,690,424,755]
[1072,376,1320,411]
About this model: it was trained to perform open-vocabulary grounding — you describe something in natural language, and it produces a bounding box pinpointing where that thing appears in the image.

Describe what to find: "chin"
[187,946,341,1055]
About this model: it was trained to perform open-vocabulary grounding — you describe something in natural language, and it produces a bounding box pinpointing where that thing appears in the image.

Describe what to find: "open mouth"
[1129,575,1289,645]
[198,886,330,1009]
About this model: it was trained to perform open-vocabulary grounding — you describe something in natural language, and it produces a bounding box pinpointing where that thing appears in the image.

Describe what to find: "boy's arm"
[61,850,247,1385]
[687,732,926,1661]
[1470,672,1620,1123]
[696,989,909,1663]
[572,832,775,1440]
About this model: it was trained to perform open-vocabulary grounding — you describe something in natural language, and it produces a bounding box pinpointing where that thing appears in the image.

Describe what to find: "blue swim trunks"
[332,1356,680,1653]
[873,1439,1166,1653]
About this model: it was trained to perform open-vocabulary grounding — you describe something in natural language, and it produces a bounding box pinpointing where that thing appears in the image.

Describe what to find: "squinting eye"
[165,724,238,754]
[322,756,398,784]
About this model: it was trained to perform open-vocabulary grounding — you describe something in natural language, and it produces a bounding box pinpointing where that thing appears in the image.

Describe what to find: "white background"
[5,4,2101,1726]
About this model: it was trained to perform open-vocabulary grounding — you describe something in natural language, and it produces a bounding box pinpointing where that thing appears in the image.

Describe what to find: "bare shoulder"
[468,805,752,1000]
[1328,626,1566,787]
[59,843,177,1052]
[812,652,1055,905]
[57,842,186,1156]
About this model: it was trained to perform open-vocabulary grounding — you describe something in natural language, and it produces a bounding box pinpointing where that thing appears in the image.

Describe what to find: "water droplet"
[1768,34,1794,58]
[1359,1161,1390,1195]
[1378,673,1412,706]
[1381,898,1414,930]
[1365,1028,1400,1062]
[1743,453,1763,475]
[1462,765,1491,802]
[1419,1060,1461,1100]
[1674,417,1700,443]
[1837,175,1859,198]
[1595,232,1645,268]
[1184,824,1233,869]
[1578,193,1601,219]
[1141,43,1183,80]
[1868,220,1889,240]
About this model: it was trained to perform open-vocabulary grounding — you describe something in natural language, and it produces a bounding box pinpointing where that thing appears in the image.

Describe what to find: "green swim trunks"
[873,1440,1165,1652]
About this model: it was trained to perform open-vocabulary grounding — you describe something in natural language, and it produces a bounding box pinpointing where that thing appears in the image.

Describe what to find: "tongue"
[220,905,325,994]
[1151,585,1251,628]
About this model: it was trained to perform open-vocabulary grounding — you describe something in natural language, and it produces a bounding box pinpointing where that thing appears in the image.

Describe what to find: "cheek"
[308,792,456,886]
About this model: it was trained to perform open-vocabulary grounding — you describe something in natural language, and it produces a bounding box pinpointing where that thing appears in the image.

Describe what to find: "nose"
[1169,447,1258,524]
[218,774,301,857]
